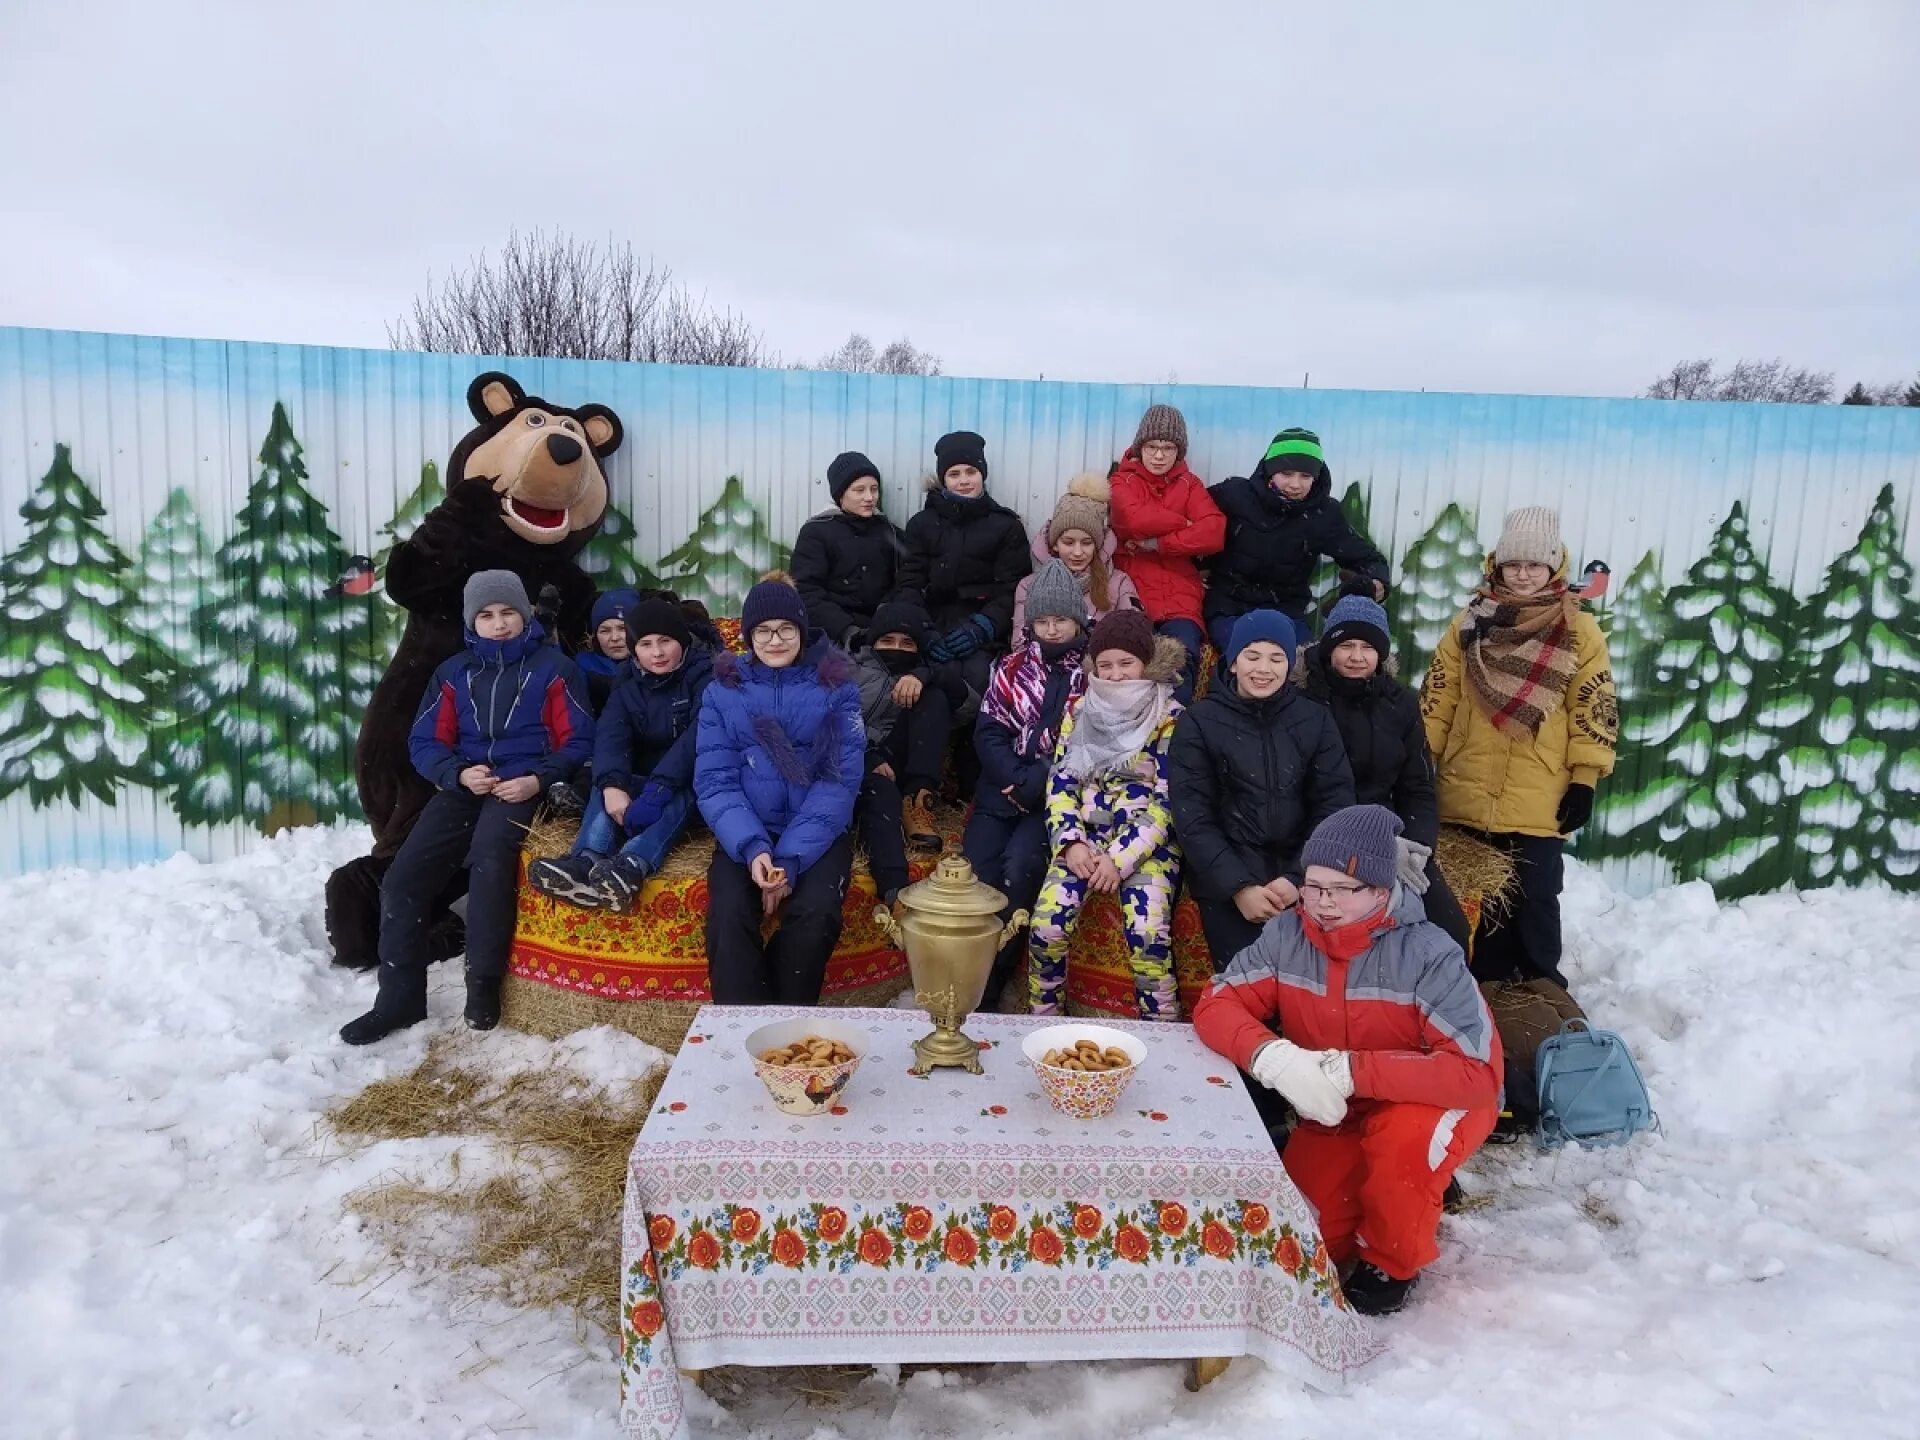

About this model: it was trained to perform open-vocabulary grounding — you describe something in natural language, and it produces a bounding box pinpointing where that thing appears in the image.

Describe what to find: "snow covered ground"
[3,826,1917,1440]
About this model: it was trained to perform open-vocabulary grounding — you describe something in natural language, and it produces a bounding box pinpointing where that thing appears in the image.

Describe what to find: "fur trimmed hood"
[1143,632,1189,686]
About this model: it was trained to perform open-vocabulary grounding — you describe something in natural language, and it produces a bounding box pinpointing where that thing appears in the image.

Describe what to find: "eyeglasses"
[754,624,800,644]
[1300,880,1374,900]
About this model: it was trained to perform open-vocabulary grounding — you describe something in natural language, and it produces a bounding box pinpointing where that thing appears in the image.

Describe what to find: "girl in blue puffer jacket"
[695,574,865,1004]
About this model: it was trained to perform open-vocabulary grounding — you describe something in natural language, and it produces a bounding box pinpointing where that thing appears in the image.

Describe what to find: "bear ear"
[468,371,526,422]
[575,403,624,457]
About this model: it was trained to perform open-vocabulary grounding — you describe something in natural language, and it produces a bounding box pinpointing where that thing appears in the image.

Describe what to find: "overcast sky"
[2,1,1915,399]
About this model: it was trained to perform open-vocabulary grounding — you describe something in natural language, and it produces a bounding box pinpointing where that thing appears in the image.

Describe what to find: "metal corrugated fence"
[3,324,1918,893]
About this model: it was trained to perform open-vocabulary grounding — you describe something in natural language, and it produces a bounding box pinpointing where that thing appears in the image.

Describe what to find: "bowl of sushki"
[1022,1023,1147,1120]
[745,1018,867,1117]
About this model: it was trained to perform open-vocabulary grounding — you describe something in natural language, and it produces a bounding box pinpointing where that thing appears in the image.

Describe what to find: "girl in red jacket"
[1191,803,1501,1316]
[1109,404,1225,704]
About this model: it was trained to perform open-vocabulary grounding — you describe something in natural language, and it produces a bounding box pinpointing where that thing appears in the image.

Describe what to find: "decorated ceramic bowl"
[745,1018,867,1117]
[1021,1023,1147,1120]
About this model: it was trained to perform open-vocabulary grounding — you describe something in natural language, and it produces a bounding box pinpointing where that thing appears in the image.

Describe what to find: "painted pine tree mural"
[1581,551,1668,861]
[1776,484,1920,888]
[653,475,790,613]
[367,459,444,658]
[575,496,661,591]
[1598,504,1805,894]
[168,403,381,830]
[1307,481,1382,611]
[1395,503,1482,679]
[127,488,218,734]
[0,445,162,805]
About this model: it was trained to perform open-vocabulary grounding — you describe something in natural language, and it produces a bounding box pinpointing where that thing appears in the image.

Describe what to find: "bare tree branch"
[1645,356,1835,404]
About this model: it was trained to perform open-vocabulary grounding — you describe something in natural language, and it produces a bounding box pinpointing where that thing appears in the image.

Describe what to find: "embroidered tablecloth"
[619,1005,1383,1439]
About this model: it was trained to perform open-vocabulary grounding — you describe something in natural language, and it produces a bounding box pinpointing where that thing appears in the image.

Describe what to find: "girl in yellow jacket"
[1419,506,1616,989]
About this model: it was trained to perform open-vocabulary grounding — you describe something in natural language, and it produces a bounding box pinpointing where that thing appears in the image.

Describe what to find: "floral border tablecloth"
[619,1006,1383,1439]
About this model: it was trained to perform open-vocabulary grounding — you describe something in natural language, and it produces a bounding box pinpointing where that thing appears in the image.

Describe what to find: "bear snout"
[545,433,582,466]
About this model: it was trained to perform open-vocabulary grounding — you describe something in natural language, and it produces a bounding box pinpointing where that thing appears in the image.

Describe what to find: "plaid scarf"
[1460,582,1580,737]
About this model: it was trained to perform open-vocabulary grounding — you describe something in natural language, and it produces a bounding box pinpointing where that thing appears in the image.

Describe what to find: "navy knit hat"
[934,430,989,484]
[624,596,692,651]
[590,587,641,632]
[1225,609,1298,668]
[866,599,931,651]
[1322,593,1391,660]
[827,451,880,503]
[1301,804,1404,890]
[463,569,531,627]
[742,576,809,638]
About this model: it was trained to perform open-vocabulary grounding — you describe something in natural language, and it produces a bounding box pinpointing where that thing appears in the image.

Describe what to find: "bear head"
[449,371,624,548]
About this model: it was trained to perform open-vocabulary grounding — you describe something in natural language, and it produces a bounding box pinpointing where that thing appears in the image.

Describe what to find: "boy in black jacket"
[852,600,966,903]
[1298,592,1472,951]
[527,597,713,913]
[1204,428,1389,662]
[792,451,907,649]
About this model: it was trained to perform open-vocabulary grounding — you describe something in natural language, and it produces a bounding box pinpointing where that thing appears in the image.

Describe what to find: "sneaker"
[464,976,502,1031]
[340,1006,425,1046]
[1342,1262,1417,1316]
[903,789,940,852]
[545,781,587,818]
[594,855,651,914]
[528,854,610,909]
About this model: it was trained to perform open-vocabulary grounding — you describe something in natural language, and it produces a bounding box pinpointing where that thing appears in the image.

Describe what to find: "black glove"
[535,583,563,634]
[1336,571,1379,599]
[1556,783,1594,835]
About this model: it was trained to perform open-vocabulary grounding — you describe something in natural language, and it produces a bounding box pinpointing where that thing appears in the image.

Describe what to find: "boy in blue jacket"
[527,597,713,913]
[695,575,865,1005]
[340,571,594,1045]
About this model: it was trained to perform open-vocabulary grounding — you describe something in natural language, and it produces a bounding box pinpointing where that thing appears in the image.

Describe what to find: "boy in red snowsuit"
[1191,803,1501,1315]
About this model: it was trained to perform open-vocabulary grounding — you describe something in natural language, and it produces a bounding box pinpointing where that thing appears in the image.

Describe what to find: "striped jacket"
[1191,886,1501,1115]
[407,621,595,791]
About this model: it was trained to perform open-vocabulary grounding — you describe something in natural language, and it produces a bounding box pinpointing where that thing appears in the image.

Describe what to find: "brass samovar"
[873,854,1028,1074]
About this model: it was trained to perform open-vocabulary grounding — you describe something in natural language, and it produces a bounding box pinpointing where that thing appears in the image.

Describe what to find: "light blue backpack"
[1534,1019,1656,1149]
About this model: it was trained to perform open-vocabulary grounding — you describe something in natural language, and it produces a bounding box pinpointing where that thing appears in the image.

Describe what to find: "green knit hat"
[1260,428,1326,480]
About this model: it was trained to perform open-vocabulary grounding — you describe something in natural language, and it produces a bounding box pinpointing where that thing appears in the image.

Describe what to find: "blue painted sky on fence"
[4,326,1918,601]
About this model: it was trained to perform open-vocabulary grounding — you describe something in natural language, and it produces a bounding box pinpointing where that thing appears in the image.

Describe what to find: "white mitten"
[1249,1040,1349,1126]
[1395,837,1433,894]
[1319,1049,1355,1098]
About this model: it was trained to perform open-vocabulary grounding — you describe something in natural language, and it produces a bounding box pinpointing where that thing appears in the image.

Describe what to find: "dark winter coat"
[973,639,1088,819]
[694,633,866,876]
[791,508,908,646]
[1167,682,1356,900]
[1297,645,1440,848]
[897,483,1032,640]
[1203,461,1389,625]
[592,645,716,798]
[851,648,966,764]
[407,621,595,791]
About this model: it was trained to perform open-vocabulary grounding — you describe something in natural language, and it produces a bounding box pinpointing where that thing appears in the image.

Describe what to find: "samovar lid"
[895,853,1010,917]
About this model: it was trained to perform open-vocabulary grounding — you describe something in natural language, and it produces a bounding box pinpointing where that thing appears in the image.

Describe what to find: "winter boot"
[528,854,611,910]
[544,780,587,819]
[1342,1262,1418,1316]
[464,976,502,1031]
[903,789,941,852]
[594,855,651,915]
[324,856,387,970]
[1443,1177,1467,1213]
[339,1004,425,1046]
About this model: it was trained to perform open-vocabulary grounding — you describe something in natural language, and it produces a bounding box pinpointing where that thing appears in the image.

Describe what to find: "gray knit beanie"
[1300,804,1404,890]
[1131,404,1189,459]
[1494,506,1565,569]
[1023,559,1087,630]
[463,569,531,626]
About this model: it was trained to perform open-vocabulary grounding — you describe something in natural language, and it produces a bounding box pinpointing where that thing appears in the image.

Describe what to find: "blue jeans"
[571,785,695,873]
[1156,618,1206,706]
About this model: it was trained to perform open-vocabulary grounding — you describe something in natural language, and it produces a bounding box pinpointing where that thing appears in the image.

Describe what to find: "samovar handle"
[998,908,1031,946]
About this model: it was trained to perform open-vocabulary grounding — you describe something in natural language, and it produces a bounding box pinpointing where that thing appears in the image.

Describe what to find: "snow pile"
[3,832,1917,1438]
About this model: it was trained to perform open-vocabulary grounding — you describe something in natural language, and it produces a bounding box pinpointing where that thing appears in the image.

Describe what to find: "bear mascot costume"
[324,370,625,969]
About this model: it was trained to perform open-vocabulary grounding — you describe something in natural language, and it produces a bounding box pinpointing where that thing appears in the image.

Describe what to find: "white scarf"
[1059,676,1170,780]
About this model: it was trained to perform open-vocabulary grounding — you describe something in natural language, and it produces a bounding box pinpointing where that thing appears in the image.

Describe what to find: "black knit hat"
[866,599,930,652]
[742,576,809,638]
[624,597,693,652]
[827,451,880,503]
[934,430,989,485]
[1087,608,1156,667]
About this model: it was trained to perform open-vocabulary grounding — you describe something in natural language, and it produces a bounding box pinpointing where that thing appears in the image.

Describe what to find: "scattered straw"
[330,1036,665,1336]
[1436,825,1520,925]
